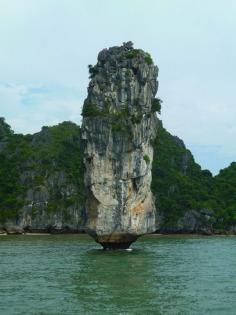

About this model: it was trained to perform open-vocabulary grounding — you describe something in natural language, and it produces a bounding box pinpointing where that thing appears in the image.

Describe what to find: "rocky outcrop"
[81,42,159,248]
[0,121,85,234]
[157,209,216,235]
[1,169,85,234]
[17,171,84,233]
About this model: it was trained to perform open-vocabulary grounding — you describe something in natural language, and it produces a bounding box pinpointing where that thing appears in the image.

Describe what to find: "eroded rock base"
[93,233,138,249]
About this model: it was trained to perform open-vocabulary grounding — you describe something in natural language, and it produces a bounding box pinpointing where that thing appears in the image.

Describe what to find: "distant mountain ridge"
[0,117,235,234]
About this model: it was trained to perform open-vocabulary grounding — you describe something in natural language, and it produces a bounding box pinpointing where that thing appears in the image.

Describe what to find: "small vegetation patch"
[111,122,124,132]
[144,53,153,65]
[143,154,150,163]
[82,102,130,119]
[81,102,101,117]
[88,64,99,79]
[151,98,162,114]
[125,69,132,77]
[131,113,142,124]
[124,49,140,59]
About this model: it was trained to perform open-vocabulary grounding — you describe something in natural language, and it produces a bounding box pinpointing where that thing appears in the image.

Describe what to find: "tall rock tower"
[81,42,159,249]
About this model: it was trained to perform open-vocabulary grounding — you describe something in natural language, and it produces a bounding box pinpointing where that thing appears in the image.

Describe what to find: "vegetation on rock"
[152,123,215,229]
[0,118,235,232]
[144,52,153,65]
[143,154,150,163]
[0,119,84,224]
[152,98,162,114]
[213,162,236,228]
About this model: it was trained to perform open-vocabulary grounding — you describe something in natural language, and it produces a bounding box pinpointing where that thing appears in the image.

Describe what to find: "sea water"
[0,234,235,315]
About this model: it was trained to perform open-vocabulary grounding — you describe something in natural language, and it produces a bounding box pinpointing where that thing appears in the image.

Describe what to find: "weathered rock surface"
[0,171,85,234]
[157,209,216,235]
[0,120,85,234]
[81,42,159,248]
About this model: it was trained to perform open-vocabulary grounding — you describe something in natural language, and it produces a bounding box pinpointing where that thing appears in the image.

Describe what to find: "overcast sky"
[1,0,236,174]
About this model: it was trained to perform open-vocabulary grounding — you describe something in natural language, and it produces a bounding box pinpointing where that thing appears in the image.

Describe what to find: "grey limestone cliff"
[81,42,159,248]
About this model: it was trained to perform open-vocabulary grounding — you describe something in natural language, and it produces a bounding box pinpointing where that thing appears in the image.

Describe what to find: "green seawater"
[0,235,235,315]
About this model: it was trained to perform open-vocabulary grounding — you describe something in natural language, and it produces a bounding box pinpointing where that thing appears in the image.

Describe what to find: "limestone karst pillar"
[81,42,159,249]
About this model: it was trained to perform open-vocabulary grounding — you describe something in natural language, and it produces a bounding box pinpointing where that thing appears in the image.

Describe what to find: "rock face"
[157,209,216,235]
[0,120,85,234]
[81,42,159,248]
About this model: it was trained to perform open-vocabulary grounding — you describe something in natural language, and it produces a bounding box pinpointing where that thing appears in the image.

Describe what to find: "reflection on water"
[73,248,158,314]
[0,235,236,315]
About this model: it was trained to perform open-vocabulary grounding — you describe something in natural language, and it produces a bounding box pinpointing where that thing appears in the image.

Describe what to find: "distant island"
[0,117,235,235]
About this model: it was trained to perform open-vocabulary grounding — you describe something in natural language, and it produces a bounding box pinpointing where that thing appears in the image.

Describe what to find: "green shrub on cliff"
[124,49,140,59]
[152,98,162,114]
[81,102,100,117]
[88,65,99,78]
[144,53,153,65]
[143,154,150,163]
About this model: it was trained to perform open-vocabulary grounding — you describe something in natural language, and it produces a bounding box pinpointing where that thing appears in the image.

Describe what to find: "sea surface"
[0,234,235,315]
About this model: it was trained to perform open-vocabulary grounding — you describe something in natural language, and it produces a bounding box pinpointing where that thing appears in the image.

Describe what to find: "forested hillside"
[0,117,235,234]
